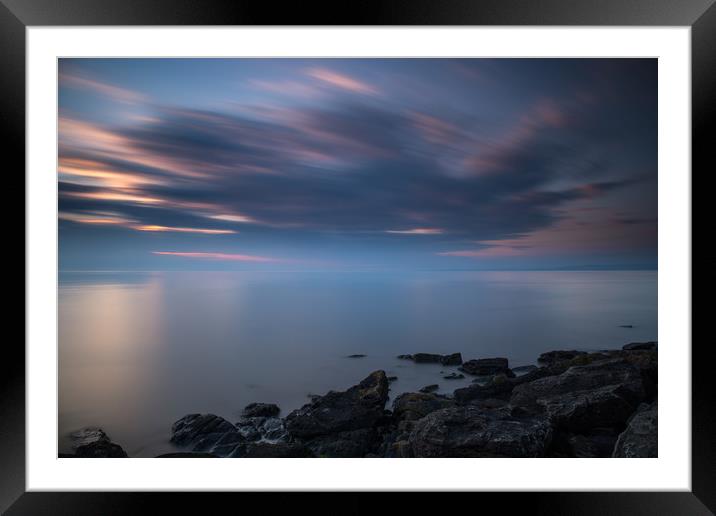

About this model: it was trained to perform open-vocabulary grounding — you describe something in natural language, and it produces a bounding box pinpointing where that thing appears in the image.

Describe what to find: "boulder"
[510,358,646,409]
[409,406,552,457]
[235,416,288,442]
[170,414,236,447]
[304,428,379,458]
[612,402,657,457]
[454,366,557,404]
[419,384,439,393]
[397,353,462,365]
[460,357,510,376]
[285,370,389,438]
[242,402,280,418]
[440,353,463,366]
[392,392,455,421]
[70,428,128,458]
[622,341,657,351]
[193,431,246,456]
[537,350,586,366]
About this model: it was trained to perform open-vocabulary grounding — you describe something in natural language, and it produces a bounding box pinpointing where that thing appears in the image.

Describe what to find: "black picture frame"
[3,0,709,513]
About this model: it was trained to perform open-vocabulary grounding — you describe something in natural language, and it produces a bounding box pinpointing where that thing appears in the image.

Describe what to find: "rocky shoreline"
[61,341,657,458]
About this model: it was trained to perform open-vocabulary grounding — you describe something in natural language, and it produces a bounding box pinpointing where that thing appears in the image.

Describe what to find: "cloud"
[60,73,146,104]
[134,225,236,234]
[152,251,282,262]
[306,68,379,95]
[386,228,444,235]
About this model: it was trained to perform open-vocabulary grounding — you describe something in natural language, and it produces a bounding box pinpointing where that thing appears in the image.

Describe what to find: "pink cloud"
[152,251,283,263]
[134,225,236,235]
[306,68,378,95]
[386,228,444,235]
[60,73,146,104]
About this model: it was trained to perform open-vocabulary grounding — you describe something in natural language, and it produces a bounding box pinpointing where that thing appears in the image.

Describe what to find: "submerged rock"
[409,406,552,458]
[419,384,439,393]
[70,427,128,458]
[612,402,657,457]
[398,352,463,365]
[512,365,539,374]
[460,357,511,376]
[443,372,465,380]
[242,402,280,418]
[285,370,389,438]
[347,354,367,358]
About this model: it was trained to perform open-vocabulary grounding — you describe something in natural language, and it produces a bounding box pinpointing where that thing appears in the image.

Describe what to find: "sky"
[58,58,657,271]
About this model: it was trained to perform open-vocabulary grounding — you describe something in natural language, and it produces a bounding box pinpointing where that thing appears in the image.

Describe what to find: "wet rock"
[242,402,280,418]
[392,392,455,421]
[170,414,236,447]
[512,365,538,375]
[443,372,465,380]
[193,431,246,456]
[440,353,463,366]
[537,350,586,366]
[409,406,552,458]
[622,341,657,351]
[285,370,389,438]
[510,358,646,409]
[305,428,379,458]
[612,402,657,457]
[235,416,288,443]
[70,428,128,458]
[419,384,439,393]
[460,357,511,376]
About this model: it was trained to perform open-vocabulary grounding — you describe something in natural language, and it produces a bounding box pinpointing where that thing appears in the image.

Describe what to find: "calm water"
[58,270,657,456]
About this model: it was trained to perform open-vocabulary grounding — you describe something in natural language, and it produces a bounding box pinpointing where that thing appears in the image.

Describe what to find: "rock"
[619,325,634,328]
[235,416,288,442]
[398,352,462,365]
[443,372,465,380]
[387,376,398,382]
[409,406,552,457]
[70,428,128,458]
[285,370,389,438]
[419,384,439,393]
[193,431,246,456]
[538,383,642,433]
[537,350,586,366]
[170,414,236,447]
[622,341,657,351]
[460,357,510,376]
[454,366,557,404]
[304,428,379,458]
[347,354,366,358]
[512,365,538,374]
[392,392,455,421]
[232,442,314,458]
[510,358,646,409]
[612,402,657,457]
[242,402,280,418]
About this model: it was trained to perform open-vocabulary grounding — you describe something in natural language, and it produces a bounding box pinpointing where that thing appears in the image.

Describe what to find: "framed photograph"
[6,0,709,513]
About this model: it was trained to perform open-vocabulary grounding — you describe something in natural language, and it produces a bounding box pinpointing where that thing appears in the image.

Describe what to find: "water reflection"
[59,270,657,456]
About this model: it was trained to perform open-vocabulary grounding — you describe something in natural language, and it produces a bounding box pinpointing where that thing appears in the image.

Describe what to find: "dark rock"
[612,402,657,457]
[512,365,538,374]
[235,416,287,443]
[460,357,510,376]
[232,442,314,458]
[443,372,465,380]
[285,370,389,438]
[537,350,586,366]
[242,402,280,418]
[193,431,246,456]
[392,392,455,421]
[70,428,128,458]
[622,341,657,351]
[510,358,646,409]
[419,384,439,393]
[304,428,379,457]
[440,353,463,366]
[387,376,398,382]
[561,428,619,458]
[398,352,462,365]
[347,354,367,358]
[409,406,552,457]
[454,366,557,404]
[619,325,634,328]
[155,452,219,458]
[170,414,236,447]
[538,383,642,433]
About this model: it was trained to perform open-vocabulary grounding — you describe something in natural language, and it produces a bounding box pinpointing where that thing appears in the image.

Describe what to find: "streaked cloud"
[60,73,146,104]
[134,225,236,234]
[152,251,282,263]
[306,68,379,95]
[386,228,444,235]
